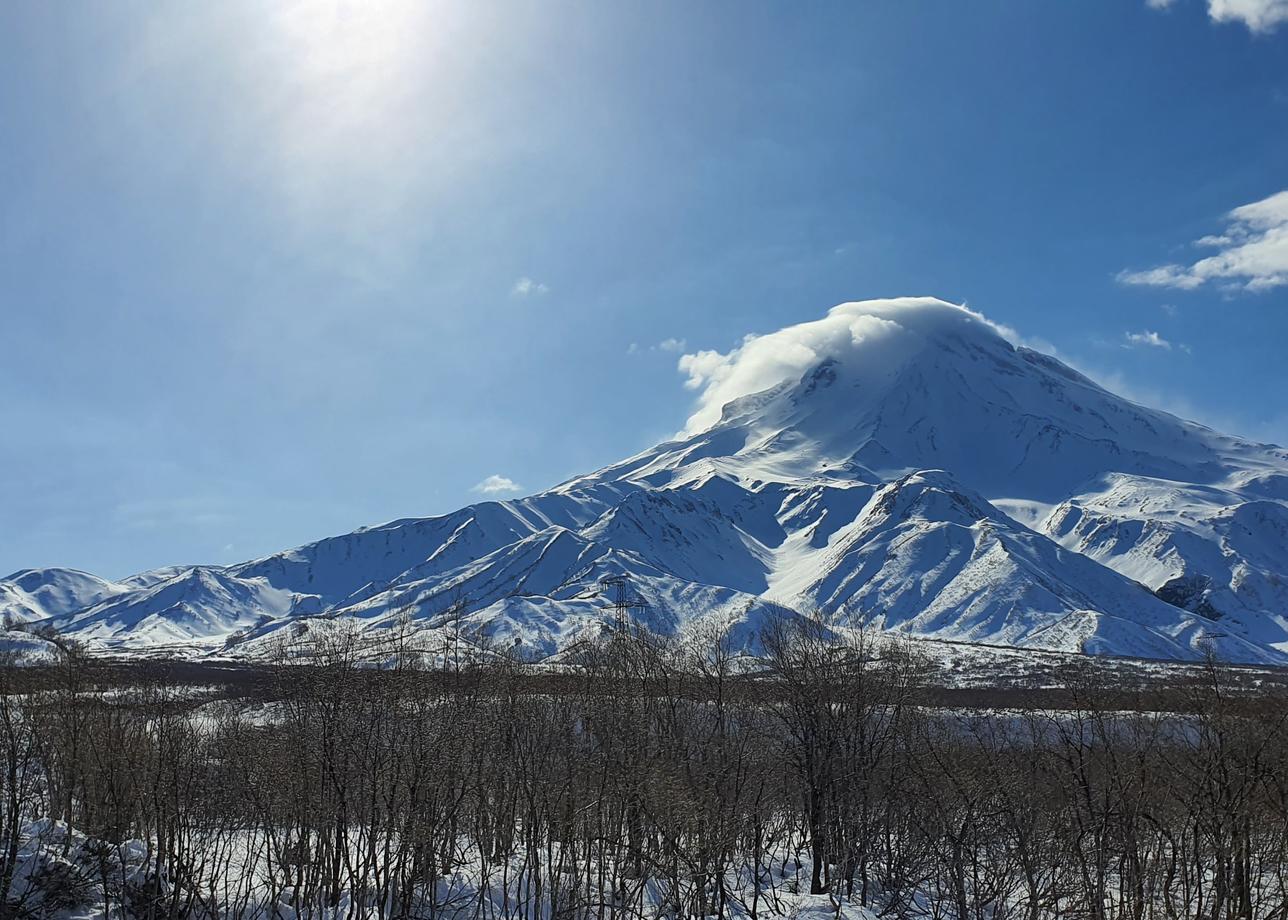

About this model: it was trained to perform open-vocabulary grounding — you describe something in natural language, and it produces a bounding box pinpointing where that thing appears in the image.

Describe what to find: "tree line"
[2,617,1288,919]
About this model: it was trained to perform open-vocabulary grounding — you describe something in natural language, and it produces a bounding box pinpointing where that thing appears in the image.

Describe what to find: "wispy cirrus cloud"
[1118,189,1288,293]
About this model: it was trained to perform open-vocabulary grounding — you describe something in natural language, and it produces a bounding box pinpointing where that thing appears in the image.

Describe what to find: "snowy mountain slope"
[581,303,1284,501]
[224,484,636,610]
[561,298,1288,648]
[42,566,298,651]
[6,297,1288,665]
[0,568,131,625]
[1042,475,1288,649]
[767,470,1273,662]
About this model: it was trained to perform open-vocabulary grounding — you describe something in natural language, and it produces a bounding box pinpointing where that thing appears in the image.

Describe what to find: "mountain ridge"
[7,298,1288,664]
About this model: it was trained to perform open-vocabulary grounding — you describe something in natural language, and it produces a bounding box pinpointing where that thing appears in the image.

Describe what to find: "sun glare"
[274,0,430,85]
[260,0,452,218]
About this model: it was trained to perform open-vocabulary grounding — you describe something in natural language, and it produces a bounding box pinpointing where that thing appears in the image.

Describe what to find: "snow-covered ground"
[2,819,888,920]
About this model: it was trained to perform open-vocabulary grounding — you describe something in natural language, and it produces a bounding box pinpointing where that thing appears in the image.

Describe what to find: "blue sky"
[3,0,1287,578]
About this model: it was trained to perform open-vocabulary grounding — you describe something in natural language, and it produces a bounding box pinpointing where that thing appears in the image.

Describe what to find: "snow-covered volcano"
[7,298,1288,664]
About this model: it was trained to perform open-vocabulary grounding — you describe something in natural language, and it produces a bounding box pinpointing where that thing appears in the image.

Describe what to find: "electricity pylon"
[599,574,650,632]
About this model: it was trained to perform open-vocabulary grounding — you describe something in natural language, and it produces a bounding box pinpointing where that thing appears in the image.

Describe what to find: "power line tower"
[599,574,650,633]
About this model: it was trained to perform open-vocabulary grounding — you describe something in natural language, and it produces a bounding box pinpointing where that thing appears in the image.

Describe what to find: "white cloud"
[511,277,550,297]
[1160,303,1179,317]
[472,474,523,495]
[1123,330,1193,354]
[1118,189,1288,292]
[675,297,1017,435]
[1117,265,1206,290]
[629,337,688,356]
[1208,0,1288,31]
[1145,0,1288,31]
[1124,330,1173,349]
